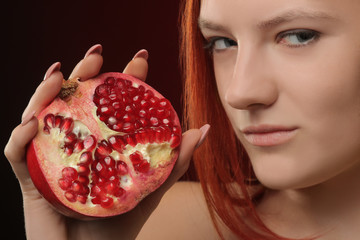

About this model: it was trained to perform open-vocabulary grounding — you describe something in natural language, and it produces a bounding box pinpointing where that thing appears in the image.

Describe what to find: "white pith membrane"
[32,74,181,216]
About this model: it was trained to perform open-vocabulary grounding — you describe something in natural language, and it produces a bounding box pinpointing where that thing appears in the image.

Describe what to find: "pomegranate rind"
[26,72,181,219]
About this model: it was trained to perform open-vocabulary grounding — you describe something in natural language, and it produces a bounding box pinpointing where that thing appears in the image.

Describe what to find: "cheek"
[252,44,360,189]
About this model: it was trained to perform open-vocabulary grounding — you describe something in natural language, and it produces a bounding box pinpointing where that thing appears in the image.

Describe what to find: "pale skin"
[5,0,360,239]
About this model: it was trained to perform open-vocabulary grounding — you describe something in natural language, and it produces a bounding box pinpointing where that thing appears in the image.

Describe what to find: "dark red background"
[2,1,182,239]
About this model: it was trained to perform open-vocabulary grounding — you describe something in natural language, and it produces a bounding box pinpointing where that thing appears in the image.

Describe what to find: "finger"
[123,49,149,82]
[21,68,64,123]
[4,117,38,188]
[69,44,103,81]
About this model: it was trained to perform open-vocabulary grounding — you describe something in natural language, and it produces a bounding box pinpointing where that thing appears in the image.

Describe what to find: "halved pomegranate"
[27,72,181,219]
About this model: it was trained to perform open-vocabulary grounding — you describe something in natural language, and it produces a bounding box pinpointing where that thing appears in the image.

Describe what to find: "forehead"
[199,0,356,28]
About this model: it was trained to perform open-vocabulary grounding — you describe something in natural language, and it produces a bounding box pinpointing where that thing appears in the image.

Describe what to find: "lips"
[241,125,298,147]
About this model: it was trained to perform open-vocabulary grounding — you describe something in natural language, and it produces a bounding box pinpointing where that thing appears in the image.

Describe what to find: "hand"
[4,45,206,240]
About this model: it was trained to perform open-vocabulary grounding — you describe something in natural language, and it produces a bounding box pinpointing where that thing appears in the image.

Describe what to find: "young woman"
[5,0,360,239]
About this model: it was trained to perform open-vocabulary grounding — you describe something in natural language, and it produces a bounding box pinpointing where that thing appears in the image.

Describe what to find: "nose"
[224,46,278,110]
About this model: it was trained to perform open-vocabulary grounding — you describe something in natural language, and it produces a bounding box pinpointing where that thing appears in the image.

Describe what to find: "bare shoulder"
[137,181,221,240]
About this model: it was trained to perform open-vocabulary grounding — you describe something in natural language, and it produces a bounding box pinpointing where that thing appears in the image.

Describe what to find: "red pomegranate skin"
[27,72,181,219]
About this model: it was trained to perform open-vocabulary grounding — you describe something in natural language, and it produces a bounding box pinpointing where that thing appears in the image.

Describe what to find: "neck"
[257,162,360,239]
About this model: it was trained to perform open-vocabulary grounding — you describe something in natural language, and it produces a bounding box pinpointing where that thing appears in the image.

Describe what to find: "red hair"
[179,1,316,239]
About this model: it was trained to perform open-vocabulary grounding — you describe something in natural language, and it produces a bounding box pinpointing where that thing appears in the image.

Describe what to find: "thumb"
[4,117,39,191]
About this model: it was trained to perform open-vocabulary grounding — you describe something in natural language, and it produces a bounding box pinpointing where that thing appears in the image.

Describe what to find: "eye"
[204,37,237,52]
[276,29,320,47]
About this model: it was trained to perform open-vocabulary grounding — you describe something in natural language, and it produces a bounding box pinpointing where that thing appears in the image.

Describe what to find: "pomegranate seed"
[62,167,78,180]
[107,117,117,125]
[162,118,170,125]
[58,178,72,190]
[79,151,92,165]
[130,152,143,164]
[43,126,50,134]
[60,118,74,134]
[136,161,150,173]
[104,182,116,194]
[94,161,107,178]
[77,164,90,176]
[163,126,172,140]
[103,156,115,168]
[90,185,103,197]
[149,97,159,106]
[147,128,156,143]
[65,191,77,202]
[96,84,110,97]
[156,108,168,119]
[124,134,137,147]
[150,117,159,126]
[143,90,154,100]
[115,79,126,89]
[124,79,132,86]
[64,145,74,156]
[138,85,145,94]
[115,187,125,197]
[64,133,77,144]
[138,118,149,128]
[140,99,150,108]
[134,131,145,144]
[125,105,134,113]
[133,95,141,103]
[77,195,87,204]
[157,99,171,109]
[105,77,116,85]
[91,197,102,205]
[83,135,96,151]
[54,115,64,128]
[155,127,165,142]
[70,180,83,193]
[99,97,110,105]
[95,140,112,157]
[173,126,182,135]
[44,114,55,128]
[138,109,148,118]
[78,175,89,186]
[122,122,135,133]
[112,101,122,110]
[116,161,128,175]
[73,140,84,153]
[108,93,117,101]
[170,134,181,148]
[100,106,114,116]
[100,197,114,208]
[127,86,138,97]
[108,136,125,152]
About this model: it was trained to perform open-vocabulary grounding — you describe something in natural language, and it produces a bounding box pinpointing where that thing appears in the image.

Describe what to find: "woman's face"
[199,0,360,190]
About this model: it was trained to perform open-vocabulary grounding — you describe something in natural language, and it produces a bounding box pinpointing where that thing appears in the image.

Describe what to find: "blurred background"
[2,1,183,238]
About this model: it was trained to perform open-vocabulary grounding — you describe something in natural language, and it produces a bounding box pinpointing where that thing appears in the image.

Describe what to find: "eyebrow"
[257,9,339,29]
[198,18,229,32]
[198,9,339,32]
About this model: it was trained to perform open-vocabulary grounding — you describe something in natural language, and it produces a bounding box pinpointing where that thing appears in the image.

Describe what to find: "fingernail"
[196,124,210,149]
[132,49,148,60]
[84,44,103,58]
[43,62,61,81]
[21,110,36,126]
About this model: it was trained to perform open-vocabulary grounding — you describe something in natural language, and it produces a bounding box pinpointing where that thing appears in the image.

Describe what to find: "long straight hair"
[179,1,316,239]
